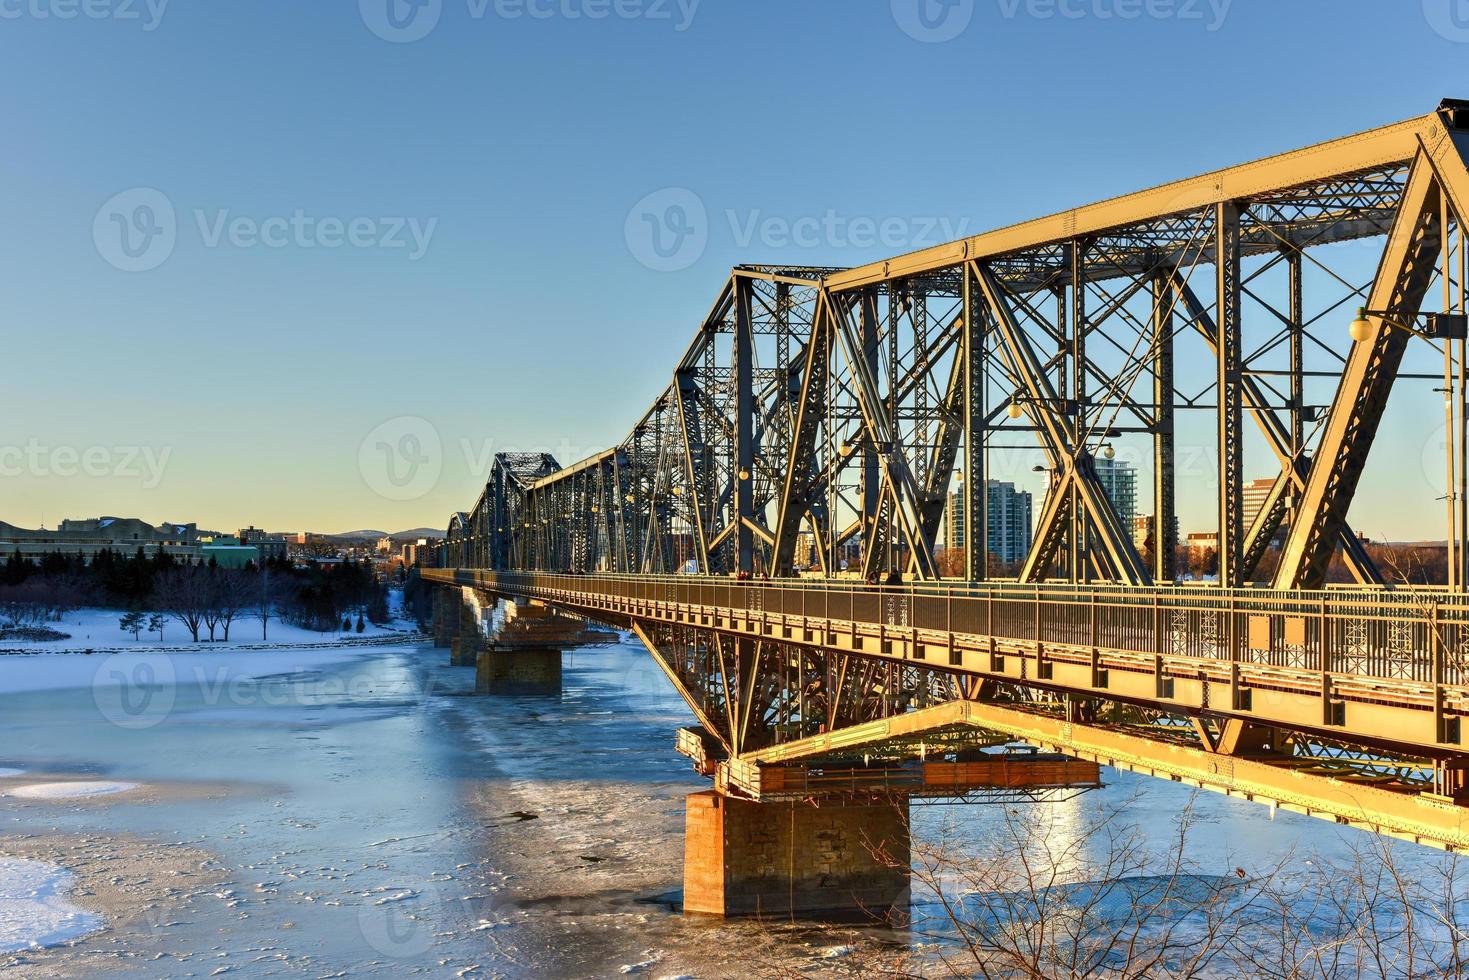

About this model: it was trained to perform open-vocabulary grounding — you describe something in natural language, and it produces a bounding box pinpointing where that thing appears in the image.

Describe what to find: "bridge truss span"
[434,101,1469,854]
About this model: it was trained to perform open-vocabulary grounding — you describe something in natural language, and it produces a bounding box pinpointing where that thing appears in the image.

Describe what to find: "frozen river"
[0,635,1460,977]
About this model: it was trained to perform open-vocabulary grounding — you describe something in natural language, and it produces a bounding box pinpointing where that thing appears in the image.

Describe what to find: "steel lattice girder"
[451,101,1469,590]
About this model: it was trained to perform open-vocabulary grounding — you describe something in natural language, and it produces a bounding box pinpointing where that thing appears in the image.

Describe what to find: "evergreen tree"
[119,610,145,640]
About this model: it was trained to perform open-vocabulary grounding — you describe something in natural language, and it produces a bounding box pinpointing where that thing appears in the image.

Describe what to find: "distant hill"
[390,527,444,540]
[329,527,443,542]
[333,529,388,541]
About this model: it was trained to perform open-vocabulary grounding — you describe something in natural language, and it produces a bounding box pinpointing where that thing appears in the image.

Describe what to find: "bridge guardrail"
[433,570,1469,689]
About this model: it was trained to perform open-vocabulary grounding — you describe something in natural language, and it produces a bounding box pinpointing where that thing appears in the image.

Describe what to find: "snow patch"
[5,780,139,799]
[0,856,103,953]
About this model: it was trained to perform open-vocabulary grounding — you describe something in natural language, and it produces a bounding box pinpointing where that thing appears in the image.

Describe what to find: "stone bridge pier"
[473,601,574,696]
[433,586,608,697]
[683,791,910,921]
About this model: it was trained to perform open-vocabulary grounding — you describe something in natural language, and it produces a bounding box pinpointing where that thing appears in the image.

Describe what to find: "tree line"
[0,550,390,642]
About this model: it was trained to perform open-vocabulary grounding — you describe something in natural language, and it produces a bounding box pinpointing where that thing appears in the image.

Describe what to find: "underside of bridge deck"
[425,100,1469,917]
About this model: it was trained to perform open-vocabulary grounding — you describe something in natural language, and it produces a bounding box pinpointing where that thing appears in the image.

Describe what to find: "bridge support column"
[475,646,562,696]
[449,592,483,667]
[472,602,568,696]
[431,587,454,648]
[683,791,909,921]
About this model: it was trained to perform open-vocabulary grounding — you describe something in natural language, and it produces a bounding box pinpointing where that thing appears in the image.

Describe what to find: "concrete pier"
[471,601,581,697]
[449,593,483,667]
[682,791,910,920]
[475,646,563,696]
[431,587,454,649]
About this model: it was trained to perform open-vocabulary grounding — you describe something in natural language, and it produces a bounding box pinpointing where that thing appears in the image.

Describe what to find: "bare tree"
[215,569,253,642]
[873,791,1289,979]
[154,565,209,642]
[253,564,281,641]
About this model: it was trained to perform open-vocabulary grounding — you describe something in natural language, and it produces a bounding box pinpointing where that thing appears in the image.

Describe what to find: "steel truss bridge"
[427,100,1469,850]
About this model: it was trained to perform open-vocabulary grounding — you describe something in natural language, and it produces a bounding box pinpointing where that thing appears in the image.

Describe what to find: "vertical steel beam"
[1216,202,1244,588]
[859,289,882,551]
[1152,273,1177,582]
[1069,241,1088,582]
[734,276,756,574]
[1287,247,1305,467]
[963,263,987,581]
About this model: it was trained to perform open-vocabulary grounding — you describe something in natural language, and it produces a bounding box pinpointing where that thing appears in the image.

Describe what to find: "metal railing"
[432,569,1469,689]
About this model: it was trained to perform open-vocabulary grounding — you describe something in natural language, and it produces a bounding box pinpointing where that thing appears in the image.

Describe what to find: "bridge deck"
[426,569,1469,758]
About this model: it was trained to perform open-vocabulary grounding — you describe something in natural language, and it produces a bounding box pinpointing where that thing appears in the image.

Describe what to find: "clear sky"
[2,1,1466,537]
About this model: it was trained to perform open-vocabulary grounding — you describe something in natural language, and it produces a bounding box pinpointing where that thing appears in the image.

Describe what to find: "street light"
[1350,306,1467,343]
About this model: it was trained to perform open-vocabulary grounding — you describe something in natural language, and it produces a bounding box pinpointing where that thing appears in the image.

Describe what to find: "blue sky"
[2,1,1466,536]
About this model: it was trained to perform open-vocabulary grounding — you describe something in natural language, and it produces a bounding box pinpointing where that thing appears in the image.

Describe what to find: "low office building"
[238,527,291,561]
[0,517,204,562]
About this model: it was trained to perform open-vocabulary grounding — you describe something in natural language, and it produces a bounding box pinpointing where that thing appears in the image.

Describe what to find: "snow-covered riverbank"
[0,857,101,954]
[2,589,422,656]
